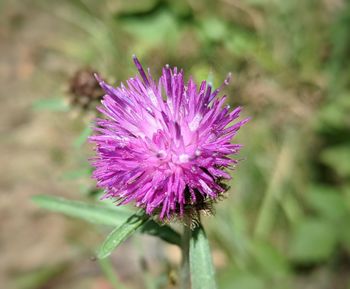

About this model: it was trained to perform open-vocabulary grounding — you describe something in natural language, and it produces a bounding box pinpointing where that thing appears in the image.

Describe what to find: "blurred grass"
[4,0,350,288]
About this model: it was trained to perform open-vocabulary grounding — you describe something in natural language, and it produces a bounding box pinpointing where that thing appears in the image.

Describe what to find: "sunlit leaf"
[73,126,92,148]
[32,195,181,246]
[316,94,350,130]
[97,211,148,259]
[219,271,265,289]
[190,224,217,289]
[32,98,69,112]
[321,145,350,178]
[252,240,289,277]
[289,218,337,263]
[62,168,91,180]
[198,17,227,42]
[115,0,159,14]
[305,186,348,220]
[119,10,179,49]
[167,0,191,17]
[32,195,131,226]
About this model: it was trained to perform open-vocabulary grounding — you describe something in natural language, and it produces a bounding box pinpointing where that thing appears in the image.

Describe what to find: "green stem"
[180,221,191,289]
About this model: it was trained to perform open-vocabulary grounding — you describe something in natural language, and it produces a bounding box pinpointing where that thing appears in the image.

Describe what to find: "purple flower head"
[90,56,249,220]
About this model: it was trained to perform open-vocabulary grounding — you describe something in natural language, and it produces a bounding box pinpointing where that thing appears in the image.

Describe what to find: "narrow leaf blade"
[73,126,92,148]
[32,195,181,246]
[190,224,217,289]
[32,195,131,226]
[97,211,148,259]
[32,98,69,111]
[141,221,181,247]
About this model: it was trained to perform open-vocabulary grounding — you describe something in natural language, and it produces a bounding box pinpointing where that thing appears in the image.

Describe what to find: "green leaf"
[116,0,159,14]
[198,17,227,42]
[317,93,350,130]
[32,195,181,246]
[73,126,92,148]
[190,224,217,289]
[62,168,92,180]
[97,211,148,259]
[32,98,69,112]
[289,218,338,263]
[321,145,350,178]
[219,271,265,289]
[141,221,181,247]
[33,185,179,257]
[252,240,289,277]
[32,195,131,226]
[305,186,348,220]
[120,10,179,49]
[167,0,192,17]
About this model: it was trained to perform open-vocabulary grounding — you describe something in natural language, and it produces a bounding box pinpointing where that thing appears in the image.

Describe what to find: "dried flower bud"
[69,68,104,109]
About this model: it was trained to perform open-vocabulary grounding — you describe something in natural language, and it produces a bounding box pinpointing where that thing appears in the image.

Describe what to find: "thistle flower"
[90,56,249,221]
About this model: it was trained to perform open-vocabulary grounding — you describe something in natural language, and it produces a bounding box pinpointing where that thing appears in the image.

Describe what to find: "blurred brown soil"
[0,1,97,288]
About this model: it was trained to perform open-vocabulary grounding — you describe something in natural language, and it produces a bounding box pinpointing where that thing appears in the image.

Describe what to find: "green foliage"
[190,224,217,289]
[119,9,179,55]
[97,211,148,259]
[74,126,93,148]
[141,220,181,247]
[32,98,69,112]
[116,0,159,14]
[32,195,132,226]
[289,218,337,263]
[33,195,181,246]
[316,93,350,131]
[305,186,348,220]
[218,271,265,289]
[198,17,228,43]
[28,0,350,287]
[321,146,350,178]
[252,240,289,277]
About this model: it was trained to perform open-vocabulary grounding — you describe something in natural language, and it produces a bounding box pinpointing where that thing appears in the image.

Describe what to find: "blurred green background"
[1,0,350,288]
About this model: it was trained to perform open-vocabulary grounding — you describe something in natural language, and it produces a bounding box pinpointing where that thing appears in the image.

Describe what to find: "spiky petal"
[90,56,249,219]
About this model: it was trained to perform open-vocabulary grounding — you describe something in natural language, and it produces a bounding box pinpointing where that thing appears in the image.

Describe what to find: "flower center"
[178,153,190,163]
